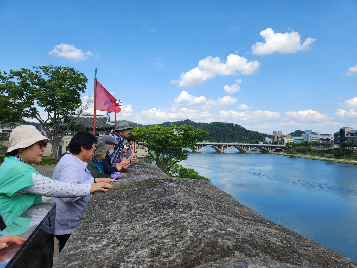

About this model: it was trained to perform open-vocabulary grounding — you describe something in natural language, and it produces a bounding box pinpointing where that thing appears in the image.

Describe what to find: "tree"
[131,124,208,172]
[286,148,297,156]
[0,65,88,156]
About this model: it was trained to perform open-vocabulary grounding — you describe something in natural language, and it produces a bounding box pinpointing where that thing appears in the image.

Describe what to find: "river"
[179,150,357,262]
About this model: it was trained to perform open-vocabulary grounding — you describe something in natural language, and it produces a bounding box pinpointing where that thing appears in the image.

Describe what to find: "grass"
[276,152,357,165]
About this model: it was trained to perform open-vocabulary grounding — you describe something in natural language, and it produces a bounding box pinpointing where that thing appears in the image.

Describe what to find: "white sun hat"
[7,125,48,153]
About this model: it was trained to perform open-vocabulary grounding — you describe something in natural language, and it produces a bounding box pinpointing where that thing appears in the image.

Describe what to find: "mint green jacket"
[0,157,42,230]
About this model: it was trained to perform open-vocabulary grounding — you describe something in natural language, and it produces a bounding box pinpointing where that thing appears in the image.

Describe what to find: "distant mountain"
[118,119,268,143]
[288,130,304,137]
[160,119,269,143]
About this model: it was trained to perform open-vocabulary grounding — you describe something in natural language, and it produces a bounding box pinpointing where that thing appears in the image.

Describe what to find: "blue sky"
[1,0,356,135]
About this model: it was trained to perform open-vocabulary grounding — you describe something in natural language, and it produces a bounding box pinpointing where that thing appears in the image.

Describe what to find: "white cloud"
[171,54,260,87]
[49,43,93,61]
[335,109,357,119]
[339,97,357,109]
[251,28,316,55]
[139,107,214,123]
[224,79,242,94]
[284,109,330,122]
[219,110,280,122]
[346,65,357,76]
[335,97,357,119]
[238,104,254,110]
[174,91,237,109]
[174,91,207,106]
[120,104,134,118]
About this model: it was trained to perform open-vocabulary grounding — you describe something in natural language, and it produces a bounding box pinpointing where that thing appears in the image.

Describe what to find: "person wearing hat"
[0,126,114,237]
[86,140,122,179]
[109,122,132,170]
[101,135,122,175]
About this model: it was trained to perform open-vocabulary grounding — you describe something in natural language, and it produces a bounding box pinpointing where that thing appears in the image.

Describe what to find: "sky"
[0,0,356,135]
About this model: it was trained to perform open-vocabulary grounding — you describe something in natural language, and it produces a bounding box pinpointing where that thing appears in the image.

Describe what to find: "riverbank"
[273,152,357,165]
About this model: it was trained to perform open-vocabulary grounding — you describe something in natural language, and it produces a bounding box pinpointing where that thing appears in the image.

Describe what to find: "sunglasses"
[37,140,48,149]
[91,146,97,152]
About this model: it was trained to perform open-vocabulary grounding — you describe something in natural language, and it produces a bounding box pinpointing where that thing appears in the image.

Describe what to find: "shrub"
[168,164,210,182]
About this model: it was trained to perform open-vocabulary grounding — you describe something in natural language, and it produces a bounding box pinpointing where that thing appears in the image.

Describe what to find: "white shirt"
[51,153,94,235]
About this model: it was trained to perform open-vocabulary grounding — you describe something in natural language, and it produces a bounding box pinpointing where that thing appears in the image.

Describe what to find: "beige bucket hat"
[94,140,111,155]
[7,125,48,153]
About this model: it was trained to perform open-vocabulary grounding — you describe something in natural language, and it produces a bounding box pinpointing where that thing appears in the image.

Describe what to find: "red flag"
[95,80,121,113]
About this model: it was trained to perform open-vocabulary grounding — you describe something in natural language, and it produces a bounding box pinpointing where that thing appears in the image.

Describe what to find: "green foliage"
[131,124,208,172]
[340,140,357,148]
[286,148,297,156]
[330,148,354,158]
[0,65,88,156]
[35,156,61,165]
[285,141,332,149]
[159,119,267,143]
[0,155,4,163]
[169,163,210,182]
[324,154,334,158]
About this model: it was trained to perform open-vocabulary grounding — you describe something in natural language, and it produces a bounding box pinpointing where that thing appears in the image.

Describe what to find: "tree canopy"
[131,124,208,172]
[0,65,88,156]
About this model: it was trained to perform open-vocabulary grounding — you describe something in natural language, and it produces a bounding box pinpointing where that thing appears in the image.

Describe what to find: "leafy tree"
[331,148,354,158]
[340,140,357,149]
[285,142,296,149]
[0,65,88,156]
[169,163,210,182]
[286,148,297,156]
[131,124,208,172]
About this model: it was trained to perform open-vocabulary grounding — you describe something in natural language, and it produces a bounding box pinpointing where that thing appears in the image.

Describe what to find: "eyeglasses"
[37,140,48,149]
[91,146,97,152]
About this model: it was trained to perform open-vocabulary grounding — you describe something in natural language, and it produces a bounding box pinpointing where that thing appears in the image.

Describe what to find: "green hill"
[120,119,269,143]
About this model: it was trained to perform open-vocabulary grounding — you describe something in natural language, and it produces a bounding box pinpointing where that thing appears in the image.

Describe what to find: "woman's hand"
[95,178,116,183]
[128,153,137,162]
[0,235,26,249]
[116,158,129,171]
[90,182,114,193]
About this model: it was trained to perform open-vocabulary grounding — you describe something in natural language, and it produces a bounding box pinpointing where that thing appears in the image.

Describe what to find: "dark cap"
[101,135,118,145]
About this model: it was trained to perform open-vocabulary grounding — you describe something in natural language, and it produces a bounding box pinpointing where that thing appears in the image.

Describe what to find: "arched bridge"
[194,142,285,153]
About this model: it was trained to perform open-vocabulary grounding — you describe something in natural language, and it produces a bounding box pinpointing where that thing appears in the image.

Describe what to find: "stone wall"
[54,162,356,267]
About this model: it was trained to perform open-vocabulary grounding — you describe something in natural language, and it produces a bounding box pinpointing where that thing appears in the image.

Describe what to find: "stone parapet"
[54,162,356,267]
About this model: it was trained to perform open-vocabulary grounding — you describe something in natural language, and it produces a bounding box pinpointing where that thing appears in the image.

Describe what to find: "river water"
[179,151,357,261]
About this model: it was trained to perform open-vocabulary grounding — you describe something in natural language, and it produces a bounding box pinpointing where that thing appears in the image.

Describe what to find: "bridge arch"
[195,143,286,153]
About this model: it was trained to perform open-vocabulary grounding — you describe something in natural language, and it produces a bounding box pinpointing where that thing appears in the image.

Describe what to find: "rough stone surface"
[53,162,356,267]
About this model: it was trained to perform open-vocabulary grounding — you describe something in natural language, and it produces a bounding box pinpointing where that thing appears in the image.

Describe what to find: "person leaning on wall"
[110,123,132,171]
[86,140,122,179]
[51,130,116,252]
[0,126,114,249]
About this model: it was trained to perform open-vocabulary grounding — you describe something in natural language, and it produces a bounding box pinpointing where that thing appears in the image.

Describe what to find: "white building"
[302,130,320,142]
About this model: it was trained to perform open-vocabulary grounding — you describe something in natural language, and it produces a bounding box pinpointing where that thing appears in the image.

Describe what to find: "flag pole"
[93,68,97,136]
[115,111,117,131]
